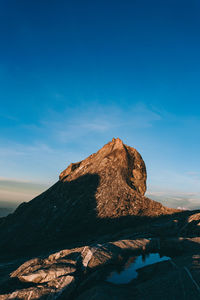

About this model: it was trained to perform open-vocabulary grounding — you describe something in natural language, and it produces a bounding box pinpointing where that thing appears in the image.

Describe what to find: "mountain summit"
[0,138,174,253]
[60,137,147,196]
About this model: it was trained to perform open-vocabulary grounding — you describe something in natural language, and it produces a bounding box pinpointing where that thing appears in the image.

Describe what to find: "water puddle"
[107,253,170,284]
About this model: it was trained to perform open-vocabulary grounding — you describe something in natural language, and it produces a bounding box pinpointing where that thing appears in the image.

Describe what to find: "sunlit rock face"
[60,138,147,196]
[59,137,148,219]
[0,138,173,253]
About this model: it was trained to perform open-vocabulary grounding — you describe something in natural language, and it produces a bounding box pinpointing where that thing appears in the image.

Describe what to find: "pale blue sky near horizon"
[0,0,200,211]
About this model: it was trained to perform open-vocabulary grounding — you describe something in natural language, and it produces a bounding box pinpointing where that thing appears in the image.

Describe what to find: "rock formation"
[1,138,200,299]
[0,138,175,254]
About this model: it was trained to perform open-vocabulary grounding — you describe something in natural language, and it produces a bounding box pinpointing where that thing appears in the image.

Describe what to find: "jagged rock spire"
[59,137,147,196]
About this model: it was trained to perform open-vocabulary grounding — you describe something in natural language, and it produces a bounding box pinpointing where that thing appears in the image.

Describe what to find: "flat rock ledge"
[0,238,153,299]
[1,236,200,299]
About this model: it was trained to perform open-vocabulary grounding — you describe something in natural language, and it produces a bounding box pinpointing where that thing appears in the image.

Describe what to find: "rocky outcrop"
[2,235,200,299]
[0,238,152,299]
[0,138,175,253]
[180,212,200,235]
[0,275,75,300]
[59,137,147,196]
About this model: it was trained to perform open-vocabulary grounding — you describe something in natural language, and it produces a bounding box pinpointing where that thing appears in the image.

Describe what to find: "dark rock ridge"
[0,138,175,253]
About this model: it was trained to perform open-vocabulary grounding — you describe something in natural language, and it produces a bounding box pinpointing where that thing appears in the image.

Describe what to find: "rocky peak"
[59,137,147,196]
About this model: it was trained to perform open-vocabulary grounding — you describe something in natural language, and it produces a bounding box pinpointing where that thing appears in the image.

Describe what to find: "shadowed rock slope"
[0,138,175,253]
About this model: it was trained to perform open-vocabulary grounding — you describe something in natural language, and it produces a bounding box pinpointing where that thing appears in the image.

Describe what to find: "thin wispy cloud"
[33,102,162,143]
[0,177,48,189]
[0,113,18,122]
[0,143,54,157]
[186,172,200,182]
[0,177,33,183]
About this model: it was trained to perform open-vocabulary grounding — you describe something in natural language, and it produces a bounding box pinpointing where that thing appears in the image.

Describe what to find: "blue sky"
[0,0,200,210]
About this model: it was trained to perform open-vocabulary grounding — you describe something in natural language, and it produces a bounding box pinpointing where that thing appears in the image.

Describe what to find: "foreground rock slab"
[2,236,200,299]
[0,275,75,300]
[0,238,152,299]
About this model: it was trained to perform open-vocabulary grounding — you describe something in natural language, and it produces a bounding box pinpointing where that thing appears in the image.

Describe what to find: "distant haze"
[0,179,50,216]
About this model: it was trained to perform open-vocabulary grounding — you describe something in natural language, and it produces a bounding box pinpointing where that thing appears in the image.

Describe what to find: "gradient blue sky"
[0,0,200,210]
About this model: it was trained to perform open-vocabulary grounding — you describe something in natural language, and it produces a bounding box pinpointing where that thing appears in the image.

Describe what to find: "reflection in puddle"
[107,253,170,284]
